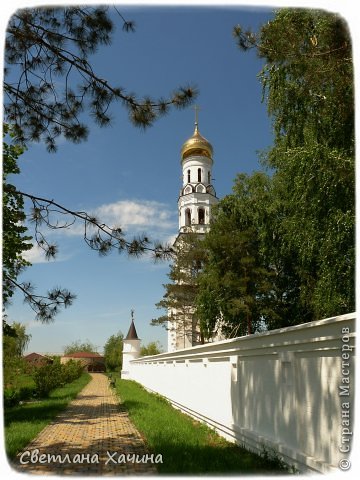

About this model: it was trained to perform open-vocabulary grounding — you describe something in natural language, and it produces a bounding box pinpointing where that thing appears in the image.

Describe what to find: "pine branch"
[4,7,198,149]
[5,187,175,261]
[3,273,76,323]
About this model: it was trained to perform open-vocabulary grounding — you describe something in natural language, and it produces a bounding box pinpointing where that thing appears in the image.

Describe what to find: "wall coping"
[131,312,356,364]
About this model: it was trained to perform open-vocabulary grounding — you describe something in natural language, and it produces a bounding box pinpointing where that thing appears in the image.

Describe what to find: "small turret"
[121,310,141,379]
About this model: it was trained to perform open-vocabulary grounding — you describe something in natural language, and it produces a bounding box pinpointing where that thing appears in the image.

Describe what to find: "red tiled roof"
[63,351,103,359]
[24,352,48,360]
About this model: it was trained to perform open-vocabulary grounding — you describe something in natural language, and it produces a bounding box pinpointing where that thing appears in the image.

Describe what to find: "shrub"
[3,384,38,407]
[4,389,20,408]
[33,364,61,397]
[61,360,83,384]
[33,360,84,397]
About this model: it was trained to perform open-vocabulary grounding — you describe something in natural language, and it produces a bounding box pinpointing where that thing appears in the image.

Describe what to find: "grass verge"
[115,379,289,474]
[4,372,91,460]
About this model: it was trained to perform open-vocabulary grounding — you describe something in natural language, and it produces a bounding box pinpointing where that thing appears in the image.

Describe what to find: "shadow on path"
[11,373,157,476]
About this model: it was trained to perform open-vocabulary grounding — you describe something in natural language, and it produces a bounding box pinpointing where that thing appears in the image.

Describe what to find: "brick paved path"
[13,373,157,475]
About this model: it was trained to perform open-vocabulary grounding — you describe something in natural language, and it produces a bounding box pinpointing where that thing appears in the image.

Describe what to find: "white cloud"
[26,198,177,250]
[23,244,72,264]
[94,199,176,232]
[23,245,51,264]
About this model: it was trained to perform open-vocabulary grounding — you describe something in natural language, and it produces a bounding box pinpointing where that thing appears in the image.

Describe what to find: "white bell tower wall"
[178,154,218,234]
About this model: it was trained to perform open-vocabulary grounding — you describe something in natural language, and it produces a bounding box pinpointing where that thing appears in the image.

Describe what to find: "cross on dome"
[180,106,213,161]
[125,309,139,340]
[194,104,200,130]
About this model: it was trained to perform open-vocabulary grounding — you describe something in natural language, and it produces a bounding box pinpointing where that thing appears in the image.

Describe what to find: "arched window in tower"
[187,169,191,183]
[198,168,202,182]
[185,208,191,226]
[208,171,211,184]
[198,208,205,225]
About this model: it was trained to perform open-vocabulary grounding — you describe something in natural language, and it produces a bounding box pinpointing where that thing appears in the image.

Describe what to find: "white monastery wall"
[127,313,355,473]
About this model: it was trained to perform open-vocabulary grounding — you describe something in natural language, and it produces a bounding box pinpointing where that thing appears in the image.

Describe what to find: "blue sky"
[3,2,354,354]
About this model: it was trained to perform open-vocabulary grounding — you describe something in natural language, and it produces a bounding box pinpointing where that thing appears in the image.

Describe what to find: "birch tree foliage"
[197,9,354,337]
[233,8,354,318]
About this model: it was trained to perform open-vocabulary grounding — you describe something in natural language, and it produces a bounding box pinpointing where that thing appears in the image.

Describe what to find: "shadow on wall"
[128,313,355,473]
[117,387,290,474]
[230,336,354,471]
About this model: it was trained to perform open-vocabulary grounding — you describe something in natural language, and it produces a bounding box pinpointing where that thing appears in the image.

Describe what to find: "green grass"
[115,379,289,475]
[4,372,91,460]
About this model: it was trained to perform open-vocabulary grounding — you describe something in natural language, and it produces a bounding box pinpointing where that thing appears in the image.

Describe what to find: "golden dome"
[181,123,213,161]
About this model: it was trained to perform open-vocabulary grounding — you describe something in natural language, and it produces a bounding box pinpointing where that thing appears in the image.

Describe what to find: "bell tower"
[177,107,218,240]
[168,109,218,351]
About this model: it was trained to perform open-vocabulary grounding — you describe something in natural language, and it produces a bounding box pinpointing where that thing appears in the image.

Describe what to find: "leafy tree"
[152,231,207,349]
[63,339,97,355]
[233,9,353,149]
[3,6,196,322]
[232,9,354,319]
[197,9,354,339]
[12,322,31,356]
[3,321,31,358]
[197,172,314,336]
[196,175,278,337]
[103,332,123,372]
[3,125,32,304]
[140,341,163,356]
[3,320,31,388]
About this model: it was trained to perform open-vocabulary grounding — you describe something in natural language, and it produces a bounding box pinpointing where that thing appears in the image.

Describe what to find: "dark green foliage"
[3,370,37,408]
[32,363,61,397]
[152,232,207,344]
[198,10,354,336]
[3,389,21,408]
[234,9,353,151]
[268,145,354,318]
[3,385,36,408]
[196,173,281,336]
[3,358,83,407]
[2,125,32,304]
[259,10,353,151]
[255,9,355,318]
[206,9,355,329]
